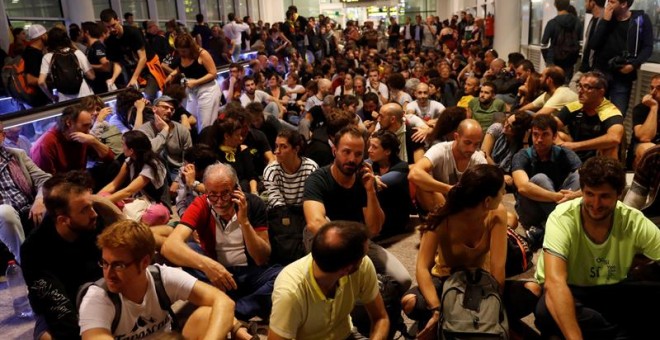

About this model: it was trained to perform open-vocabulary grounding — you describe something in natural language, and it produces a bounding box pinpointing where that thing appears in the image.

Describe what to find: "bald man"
[305,78,332,112]
[378,103,426,163]
[406,83,446,122]
[409,119,487,210]
[484,58,520,104]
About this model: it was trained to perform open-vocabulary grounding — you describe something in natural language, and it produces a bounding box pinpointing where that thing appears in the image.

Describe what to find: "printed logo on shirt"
[116,315,169,340]
[588,256,618,281]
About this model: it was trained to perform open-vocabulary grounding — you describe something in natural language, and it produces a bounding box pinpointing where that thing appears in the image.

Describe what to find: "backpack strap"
[76,278,122,334]
[148,265,180,331]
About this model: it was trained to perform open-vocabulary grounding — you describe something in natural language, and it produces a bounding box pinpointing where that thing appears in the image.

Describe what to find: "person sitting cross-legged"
[79,220,235,340]
[161,163,282,321]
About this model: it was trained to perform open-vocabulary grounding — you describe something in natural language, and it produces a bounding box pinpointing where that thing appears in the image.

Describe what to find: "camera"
[608,52,634,71]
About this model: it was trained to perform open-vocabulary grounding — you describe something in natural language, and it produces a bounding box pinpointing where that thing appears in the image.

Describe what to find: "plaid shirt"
[0,148,31,212]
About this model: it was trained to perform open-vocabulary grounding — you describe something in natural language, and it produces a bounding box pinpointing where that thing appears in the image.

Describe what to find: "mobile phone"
[233,184,240,211]
[356,161,367,178]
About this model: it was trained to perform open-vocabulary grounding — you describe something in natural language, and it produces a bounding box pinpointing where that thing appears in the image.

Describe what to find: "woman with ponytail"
[401,164,508,339]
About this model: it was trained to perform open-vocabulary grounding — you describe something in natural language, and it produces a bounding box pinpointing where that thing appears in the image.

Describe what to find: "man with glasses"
[21,171,122,340]
[162,163,281,321]
[221,63,245,104]
[554,71,624,162]
[0,121,50,265]
[137,96,192,184]
[79,220,235,339]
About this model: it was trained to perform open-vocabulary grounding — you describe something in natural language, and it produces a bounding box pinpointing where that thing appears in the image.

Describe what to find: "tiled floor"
[0,194,538,339]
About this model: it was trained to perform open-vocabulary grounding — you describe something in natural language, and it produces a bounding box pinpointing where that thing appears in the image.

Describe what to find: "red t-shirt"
[30,127,115,174]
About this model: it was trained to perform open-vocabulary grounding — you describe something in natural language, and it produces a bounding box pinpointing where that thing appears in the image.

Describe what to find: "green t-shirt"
[535,198,660,286]
[468,97,506,132]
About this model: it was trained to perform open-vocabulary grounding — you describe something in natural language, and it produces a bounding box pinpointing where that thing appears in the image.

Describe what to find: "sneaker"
[525,226,544,250]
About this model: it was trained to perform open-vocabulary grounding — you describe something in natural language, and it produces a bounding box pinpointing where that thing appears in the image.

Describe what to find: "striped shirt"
[263,157,319,209]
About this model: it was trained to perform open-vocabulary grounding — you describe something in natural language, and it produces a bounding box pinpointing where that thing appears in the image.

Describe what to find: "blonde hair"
[97,220,155,261]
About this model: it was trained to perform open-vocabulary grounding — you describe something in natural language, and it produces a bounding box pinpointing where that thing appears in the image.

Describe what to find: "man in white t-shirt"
[366,68,389,104]
[79,220,237,340]
[239,75,283,118]
[520,66,578,115]
[406,83,446,122]
[409,119,487,211]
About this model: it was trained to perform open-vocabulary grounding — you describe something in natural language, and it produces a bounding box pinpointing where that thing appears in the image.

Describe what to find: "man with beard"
[137,96,192,183]
[377,103,426,164]
[21,171,123,340]
[628,74,660,169]
[268,221,389,340]
[554,71,624,162]
[409,119,487,211]
[406,83,446,122]
[239,75,283,119]
[303,127,412,295]
[100,9,164,101]
[520,66,578,115]
[533,156,660,339]
[466,82,506,132]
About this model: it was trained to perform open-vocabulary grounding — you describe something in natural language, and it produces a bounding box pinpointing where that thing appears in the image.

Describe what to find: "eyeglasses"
[98,259,136,272]
[207,190,233,202]
[156,104,174,111]
[576,83,601,92]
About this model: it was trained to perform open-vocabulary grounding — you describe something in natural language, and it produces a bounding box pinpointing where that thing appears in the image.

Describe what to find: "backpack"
[267,205,307,265]
[552,22,580,63]
[351,274,412,339]
[49,49,84,95]
[505,227,533,277]
[440,268,509,339]
[1,55,48,107]
[76,265,180,334]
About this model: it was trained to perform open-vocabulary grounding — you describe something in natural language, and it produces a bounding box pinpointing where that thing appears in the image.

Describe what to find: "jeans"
[608,78,633,117]
[535,281,660,339]
[0,205,32,264]
[185,80,221,133]
[516,171,580,229]
[183,241,282,319]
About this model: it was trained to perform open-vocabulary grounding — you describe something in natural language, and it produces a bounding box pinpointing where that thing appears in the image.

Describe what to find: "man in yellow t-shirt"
[268,221,389,340]
[534,156,660,339]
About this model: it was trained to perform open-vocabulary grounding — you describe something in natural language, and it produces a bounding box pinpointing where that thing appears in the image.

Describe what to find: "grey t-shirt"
[423,141,487,184]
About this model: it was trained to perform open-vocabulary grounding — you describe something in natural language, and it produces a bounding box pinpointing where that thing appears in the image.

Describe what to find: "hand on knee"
[401,293,417,315]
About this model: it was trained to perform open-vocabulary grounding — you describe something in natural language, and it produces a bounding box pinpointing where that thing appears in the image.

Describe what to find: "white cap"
[26,24,47,41]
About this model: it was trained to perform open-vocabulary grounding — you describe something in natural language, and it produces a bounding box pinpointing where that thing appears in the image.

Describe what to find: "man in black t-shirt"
[629,74,660,169]
[100,8,162,100]
[555,72,624,162]
[20,24,50,107]
[21,171,121,340]
[303,126,412,295]
[191,13,213,50]
[82,21,116,94]
[590,1,653,115]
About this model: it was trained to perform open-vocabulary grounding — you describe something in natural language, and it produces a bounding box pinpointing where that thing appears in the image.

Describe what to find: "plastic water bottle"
[6,260,34,319]
[180,73,188,86]
[51,88,59,103]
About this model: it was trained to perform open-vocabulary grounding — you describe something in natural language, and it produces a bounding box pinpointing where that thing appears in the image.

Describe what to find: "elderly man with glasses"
[162,163,281,322]
[553,71,624,162]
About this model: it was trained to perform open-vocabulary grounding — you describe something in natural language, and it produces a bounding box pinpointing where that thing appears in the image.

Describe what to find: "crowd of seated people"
[1,3,660,339]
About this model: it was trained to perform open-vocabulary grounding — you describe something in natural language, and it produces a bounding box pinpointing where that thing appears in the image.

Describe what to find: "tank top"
[180,54,210,82]
[431,216,493,277]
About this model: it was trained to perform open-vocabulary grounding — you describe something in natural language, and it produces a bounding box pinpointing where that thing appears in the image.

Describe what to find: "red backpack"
[2,55,48,107]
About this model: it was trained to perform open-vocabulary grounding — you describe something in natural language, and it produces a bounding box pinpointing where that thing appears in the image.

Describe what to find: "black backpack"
[505,227,533,277]
[49,49,84,95]
[76,265,180,334]
[552,22,580,63]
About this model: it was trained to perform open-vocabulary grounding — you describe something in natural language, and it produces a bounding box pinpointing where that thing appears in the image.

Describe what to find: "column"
[61,0,96,25]
[0,0,10,51]
[257,0,285,25]
[493,0,521,55]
